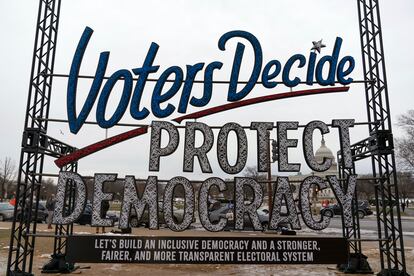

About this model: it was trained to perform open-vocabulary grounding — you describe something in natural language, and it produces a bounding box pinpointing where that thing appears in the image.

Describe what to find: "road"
[328,216,414,233]
[191,215,414,243]
[323,216,414,242]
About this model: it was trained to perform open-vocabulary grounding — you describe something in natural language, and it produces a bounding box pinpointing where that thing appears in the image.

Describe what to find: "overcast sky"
[0,0,413,181]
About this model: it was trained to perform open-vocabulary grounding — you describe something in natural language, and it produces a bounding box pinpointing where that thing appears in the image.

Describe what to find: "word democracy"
[53,172,356,232]
[53,120,357,232]
[67,27,355,133]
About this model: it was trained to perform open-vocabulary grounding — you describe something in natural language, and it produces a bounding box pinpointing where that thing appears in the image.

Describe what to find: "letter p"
[149,121,179,171]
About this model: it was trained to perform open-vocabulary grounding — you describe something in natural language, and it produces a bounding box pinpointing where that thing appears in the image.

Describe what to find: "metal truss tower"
[336,0,408,275]
[6,0,77,275]
[6,0,408,275]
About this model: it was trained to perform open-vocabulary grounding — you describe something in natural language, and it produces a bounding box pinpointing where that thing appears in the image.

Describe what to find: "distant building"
[289,136,338,202]
[312,136,337,200]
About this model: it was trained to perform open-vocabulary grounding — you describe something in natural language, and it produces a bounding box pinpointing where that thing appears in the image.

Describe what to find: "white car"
[0,202,15,221]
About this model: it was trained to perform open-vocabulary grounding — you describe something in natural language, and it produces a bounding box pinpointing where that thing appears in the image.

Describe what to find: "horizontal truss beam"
[48,73,375,85]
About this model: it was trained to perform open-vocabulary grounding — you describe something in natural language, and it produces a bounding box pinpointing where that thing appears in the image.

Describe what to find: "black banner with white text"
[66,235,348,264]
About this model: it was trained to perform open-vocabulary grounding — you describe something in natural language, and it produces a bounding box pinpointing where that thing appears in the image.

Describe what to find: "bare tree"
[40,178,56,200]
[357,174,376,201]
[243,166,267,181]
[0,157,16,201]
[243,166,268,200]
[6,180,17,198]
[396,172,414,204]
[396,110,414,171]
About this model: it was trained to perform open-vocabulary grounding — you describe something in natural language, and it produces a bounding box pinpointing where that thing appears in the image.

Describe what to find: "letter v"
[67,26,109,134]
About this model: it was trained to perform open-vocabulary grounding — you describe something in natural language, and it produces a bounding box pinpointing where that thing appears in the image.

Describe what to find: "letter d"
[315,37,342,86]
[53,172,87,224]
[218,31,263,101]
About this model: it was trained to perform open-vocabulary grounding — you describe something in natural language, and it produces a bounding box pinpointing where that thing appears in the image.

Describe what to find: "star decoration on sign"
[311,39,326,53]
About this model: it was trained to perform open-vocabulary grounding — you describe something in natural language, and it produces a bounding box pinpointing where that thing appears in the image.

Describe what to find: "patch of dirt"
[0,222,412,275]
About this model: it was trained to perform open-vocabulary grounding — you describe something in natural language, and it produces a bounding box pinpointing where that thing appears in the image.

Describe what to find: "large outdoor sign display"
[8,1,407,275]
[51,27,357,264]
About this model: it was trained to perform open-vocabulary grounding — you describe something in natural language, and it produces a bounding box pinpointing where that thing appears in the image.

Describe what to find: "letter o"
[96,69,133,128]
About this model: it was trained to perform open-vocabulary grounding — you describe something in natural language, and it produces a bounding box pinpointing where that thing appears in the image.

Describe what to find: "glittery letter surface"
[277,122,300,172]
[250,122,274,172]
[119,176,158,229]
[234,177,263,230]
[303,121,332,172]
[91,174,116,227]
[332,119,354,169]
[327,175,357,227]
[163,176,195,231]
[299,176,331,230]
[149,121,179,171]
[270,177,301,230]
[183,122,213,173]
[198,177,228,232]
[53,172,87,225]
[217,123,248,174]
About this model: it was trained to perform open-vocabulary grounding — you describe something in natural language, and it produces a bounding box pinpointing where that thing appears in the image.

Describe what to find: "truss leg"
[41,164,78,274]
[336,152,373,274]
[6,0,62,275]
[41,162,78,273]
[5,0,79,275]
[356,0,408,274]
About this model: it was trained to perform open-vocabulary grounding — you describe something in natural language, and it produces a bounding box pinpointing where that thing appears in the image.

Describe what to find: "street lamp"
[267,132,278,209]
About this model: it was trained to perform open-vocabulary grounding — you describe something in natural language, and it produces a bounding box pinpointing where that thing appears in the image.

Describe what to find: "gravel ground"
[0,222,413,275]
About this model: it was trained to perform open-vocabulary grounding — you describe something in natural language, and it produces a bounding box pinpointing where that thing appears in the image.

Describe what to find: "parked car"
[129,202,192,227]
[257,207,270,227]
[369,199,399,207]
[207,201,295,233]
[76,203,93,225]
[76,203,119,225]
[208,203,270,230]
[0,202,15,221]
[209,204,234,225]
[16,201,48,223]
[320,200,373,219]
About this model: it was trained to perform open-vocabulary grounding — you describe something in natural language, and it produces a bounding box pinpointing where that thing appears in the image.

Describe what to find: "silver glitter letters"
[299,176,331,230]
[270,177,301,230]
[183,122,213,173]
[332,119,354,169]
[277,122,300,172]
[119,176,158,229]
[234,177,263,230]
[163,176,195,231]
[53,172,87,225]
[198,177,228,232]
[149,121,179,171]
[327,175,357,227]
[217,123,248,174]
[250,122,274,172]
[91,174,116,227]
[303,121,332,172]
